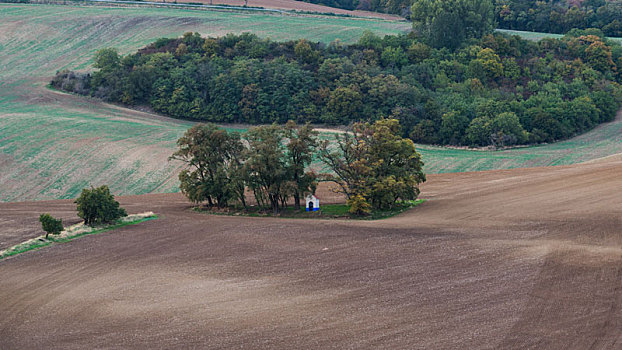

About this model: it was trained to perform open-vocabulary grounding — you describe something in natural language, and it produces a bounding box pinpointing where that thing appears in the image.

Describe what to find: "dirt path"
[1,157,620,349]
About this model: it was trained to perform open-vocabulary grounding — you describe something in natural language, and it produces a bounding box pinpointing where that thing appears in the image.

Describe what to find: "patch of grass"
[194,199,425,220]
[496,28,622,44]
[0,215,158,260]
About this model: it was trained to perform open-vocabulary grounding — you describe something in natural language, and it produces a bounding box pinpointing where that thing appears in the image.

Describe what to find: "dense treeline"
[53,30,622,147]
[303,0,622,37]
[301,0,412,16]
[496,0,622,37]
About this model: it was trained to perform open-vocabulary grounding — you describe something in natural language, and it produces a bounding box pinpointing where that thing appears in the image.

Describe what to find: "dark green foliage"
[300,0,359,11]
[54,31,622,147]
[171,124,246,208]
[39,214,63,239]
[173,122,318,213]
[411,0,495,49]
[307,0,622,35]
[75,186,127,226]
[244,125,289,214]
[300,0,413,16]
[284,121,319,210]
[496,0,622,37]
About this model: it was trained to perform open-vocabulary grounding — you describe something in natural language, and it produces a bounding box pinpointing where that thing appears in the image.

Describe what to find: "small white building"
[305,194,320,212]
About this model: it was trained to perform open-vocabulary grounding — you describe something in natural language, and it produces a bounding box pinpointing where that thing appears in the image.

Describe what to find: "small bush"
[75,185,127,226]
[39,213,63,239]
[51,69,91,95]
[347,194,372,216]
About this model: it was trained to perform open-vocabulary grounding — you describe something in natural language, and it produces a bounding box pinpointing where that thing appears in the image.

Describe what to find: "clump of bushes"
[50,69,91,95]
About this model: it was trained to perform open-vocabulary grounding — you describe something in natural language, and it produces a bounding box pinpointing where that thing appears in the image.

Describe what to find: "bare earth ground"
[1,156,621,349]
[189,0,404,20]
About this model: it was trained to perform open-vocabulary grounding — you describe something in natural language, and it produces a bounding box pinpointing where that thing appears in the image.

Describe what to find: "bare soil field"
[1,156,620,349]
[198,0,404,20]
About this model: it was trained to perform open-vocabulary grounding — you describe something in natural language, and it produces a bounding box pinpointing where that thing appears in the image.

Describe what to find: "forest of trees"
[53,29,622,147]
[305,0,622,38]
[496,0,622,37]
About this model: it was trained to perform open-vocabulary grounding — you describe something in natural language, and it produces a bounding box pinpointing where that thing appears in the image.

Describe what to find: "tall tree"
[284,121,319,210]
[319,119,426,210]
[244,125,289,214]
[171,124,245,208]
[411,0,494,49]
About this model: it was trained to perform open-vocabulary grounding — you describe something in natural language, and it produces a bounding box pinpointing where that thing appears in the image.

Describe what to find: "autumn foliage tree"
[319,119,426,213]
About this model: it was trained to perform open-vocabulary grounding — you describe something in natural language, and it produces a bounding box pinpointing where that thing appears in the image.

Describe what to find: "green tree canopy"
[411,0,494,49]
[319,119,426,211]
[75,186,127,226]
[39,214,63,239]
[170,123,246,208]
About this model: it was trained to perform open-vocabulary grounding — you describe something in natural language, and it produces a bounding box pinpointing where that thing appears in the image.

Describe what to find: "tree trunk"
[293,191,301,210]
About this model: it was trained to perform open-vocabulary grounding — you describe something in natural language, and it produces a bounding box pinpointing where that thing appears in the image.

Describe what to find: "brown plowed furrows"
[1,158,621,349]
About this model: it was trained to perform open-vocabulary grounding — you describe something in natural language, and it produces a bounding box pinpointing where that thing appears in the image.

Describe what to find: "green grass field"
[496,28,622,44]
[0,3,620,202]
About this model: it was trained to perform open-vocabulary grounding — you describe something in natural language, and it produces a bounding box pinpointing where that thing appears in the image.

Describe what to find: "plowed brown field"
[1,156,621,349]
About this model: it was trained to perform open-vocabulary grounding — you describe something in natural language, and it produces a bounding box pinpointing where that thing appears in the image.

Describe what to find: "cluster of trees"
[496,0,622,37]
[171,121,318,213]
[411,0,495,49]
[54,30,622,147]
[39,185,127,238]
[172,119,424,215]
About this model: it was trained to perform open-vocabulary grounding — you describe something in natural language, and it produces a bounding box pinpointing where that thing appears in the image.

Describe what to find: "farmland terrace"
[1,154,621,348]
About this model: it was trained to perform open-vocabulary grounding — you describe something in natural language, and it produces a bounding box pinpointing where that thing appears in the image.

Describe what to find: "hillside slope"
[1,4,621,202]
[1,157,620,348]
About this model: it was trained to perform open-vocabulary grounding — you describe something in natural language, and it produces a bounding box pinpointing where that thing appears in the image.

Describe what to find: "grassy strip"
[0,216,157,260]
[194,199,425,220]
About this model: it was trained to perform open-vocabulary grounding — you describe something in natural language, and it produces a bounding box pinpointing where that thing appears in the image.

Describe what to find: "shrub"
[75,186,127,226]
[347,194,372,216]
[39,214,63,239]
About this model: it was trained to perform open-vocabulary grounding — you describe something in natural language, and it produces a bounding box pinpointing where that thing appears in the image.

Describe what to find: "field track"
[1,155,621,348]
